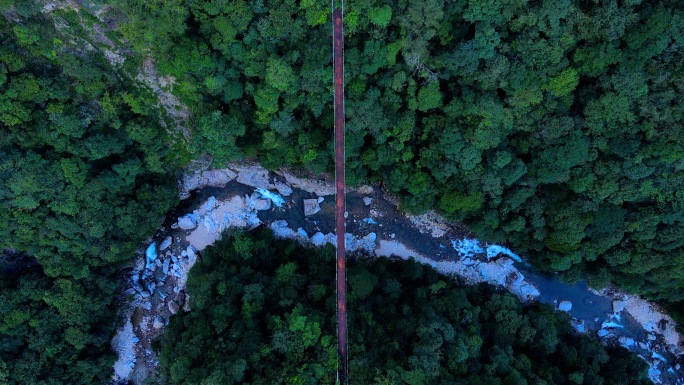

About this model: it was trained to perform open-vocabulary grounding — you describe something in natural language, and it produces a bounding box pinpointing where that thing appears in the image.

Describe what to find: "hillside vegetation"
[0,3,180,382]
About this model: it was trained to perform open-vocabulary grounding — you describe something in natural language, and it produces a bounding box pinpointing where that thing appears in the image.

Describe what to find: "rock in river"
[177,214,197,230]
[153,315,164,329]
[559,301,573,312]
[303,199,321,216]
[168,301,180,315]
[310,232,325,246]
[159,236,172,251]
[254,199,271,211]
[275,181,293,196]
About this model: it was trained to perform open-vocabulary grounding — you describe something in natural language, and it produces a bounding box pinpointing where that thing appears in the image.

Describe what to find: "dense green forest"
[158,228,649,385]
[0,0,682,382]
[113,0,684,304]
[0,3,180,383]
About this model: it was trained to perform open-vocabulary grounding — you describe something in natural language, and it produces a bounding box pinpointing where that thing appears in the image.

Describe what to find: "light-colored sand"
[111,319,136,381]
[375,240,421,260]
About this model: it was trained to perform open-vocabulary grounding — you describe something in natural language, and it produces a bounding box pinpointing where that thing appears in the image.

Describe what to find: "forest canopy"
[113,0,684,304]
[0,0,682,382]
[0,4,181,383]
[157,228,650,385]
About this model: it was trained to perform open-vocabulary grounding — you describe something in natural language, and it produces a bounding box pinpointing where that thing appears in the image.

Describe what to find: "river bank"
[111,162,683,385]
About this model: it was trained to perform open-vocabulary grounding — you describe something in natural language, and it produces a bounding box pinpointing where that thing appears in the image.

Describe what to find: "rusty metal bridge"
[332,0,347,383]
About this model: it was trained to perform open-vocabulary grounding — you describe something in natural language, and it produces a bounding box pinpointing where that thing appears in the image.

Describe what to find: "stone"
[571,319,586,333]
[363,197,372,206]
[279,170,335,196]
[558,301,573,312]
[203,196,217,213]
[272,220,288,228]
[254,199,271,210]
[152,315,164,329]
[297,227,308,238]
[317,196,324,203]
[303,199,321,216]
[159,236,172,251]
[177,214,197,230]
[140,291,151,298]
[495,258,514,269]
[180,174,203,198]
[223,168,238,179]
[310,232,326,246]
[357,185,373,195]
[167,301,180,315]
[202,169,234,187]
[363,232,377,242]
[275,182,293,196]
[618,336,636,347]
[162,259,170,275]
[235,165,271,189]
[612,300,627,313]
[647,334,657,341]
[186,246,196,261]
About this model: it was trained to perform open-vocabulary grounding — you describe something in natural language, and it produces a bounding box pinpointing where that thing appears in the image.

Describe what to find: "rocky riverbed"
[111,162,684,385]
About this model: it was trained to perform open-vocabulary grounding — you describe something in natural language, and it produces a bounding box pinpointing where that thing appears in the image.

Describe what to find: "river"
[112,162,683,385]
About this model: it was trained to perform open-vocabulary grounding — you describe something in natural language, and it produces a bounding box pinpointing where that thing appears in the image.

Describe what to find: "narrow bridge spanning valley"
[332,1,348,383]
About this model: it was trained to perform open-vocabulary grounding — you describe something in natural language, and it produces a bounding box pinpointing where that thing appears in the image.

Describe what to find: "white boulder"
[559,301,573,312]
[159,236,172,251]
[168,301,180,315]
[310,232,326,246]
[275,181,293,196]
[152,315,164,329]
[178,214,197,230]
[202,169,235,187]
[254,199,271,210]
[303,199,321,216]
